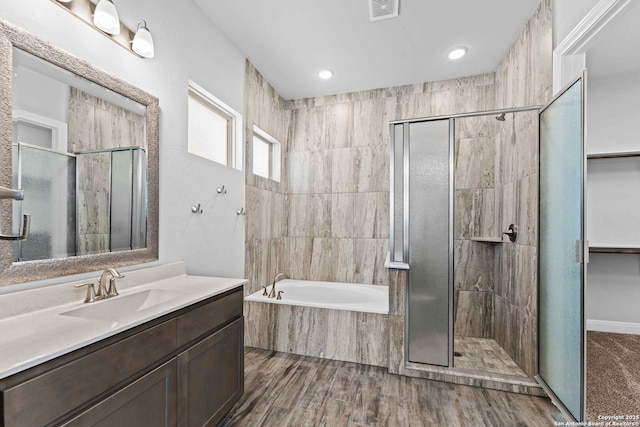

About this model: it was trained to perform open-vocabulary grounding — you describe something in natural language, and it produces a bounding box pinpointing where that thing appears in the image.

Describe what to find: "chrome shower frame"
[389,105,541,369]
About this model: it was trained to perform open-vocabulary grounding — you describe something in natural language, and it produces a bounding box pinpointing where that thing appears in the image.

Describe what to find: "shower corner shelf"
[589,244,640,254]
[470,237,504,244]
[383,252,410,270]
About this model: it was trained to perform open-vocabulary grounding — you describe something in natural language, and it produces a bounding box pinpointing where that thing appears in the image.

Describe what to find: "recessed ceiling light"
[318,69,334,80]
[447,46,468,60]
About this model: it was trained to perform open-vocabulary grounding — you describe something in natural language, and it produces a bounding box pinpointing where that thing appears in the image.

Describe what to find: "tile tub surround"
[244,64,492,371]
[245,300,389,367]
[0,262,246,379]
[244,0,551,392]
[244,62,290,297]
[245,279,388,366]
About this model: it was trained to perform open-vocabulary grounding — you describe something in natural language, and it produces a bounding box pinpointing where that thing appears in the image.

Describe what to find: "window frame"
[252,125,281,182]
[187,81,243,170]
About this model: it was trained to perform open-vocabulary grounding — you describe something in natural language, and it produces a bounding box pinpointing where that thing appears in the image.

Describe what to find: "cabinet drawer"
[177,289,242,347]
[3,320,176,427]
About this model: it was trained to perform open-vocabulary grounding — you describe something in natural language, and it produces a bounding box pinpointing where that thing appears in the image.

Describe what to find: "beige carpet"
[587,331,640,421]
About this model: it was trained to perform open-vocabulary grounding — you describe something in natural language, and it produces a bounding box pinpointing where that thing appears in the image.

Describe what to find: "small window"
[187,82,242,169]
[252,125,281,182]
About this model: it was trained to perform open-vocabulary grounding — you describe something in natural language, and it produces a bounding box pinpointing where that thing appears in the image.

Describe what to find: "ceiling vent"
[369,0,399,22]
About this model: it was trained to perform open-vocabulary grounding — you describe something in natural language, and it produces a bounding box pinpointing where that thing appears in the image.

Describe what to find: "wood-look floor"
[454,337,527,377]
[223,347,565,427]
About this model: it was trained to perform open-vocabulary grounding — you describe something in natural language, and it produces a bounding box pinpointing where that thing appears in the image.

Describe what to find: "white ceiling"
[193,0,542,100]
[587,1,640,78]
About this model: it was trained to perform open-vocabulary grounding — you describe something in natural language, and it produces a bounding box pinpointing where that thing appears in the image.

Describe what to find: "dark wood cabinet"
[178,318,244,427]
[0,287,244,427]
[63,360,178,427]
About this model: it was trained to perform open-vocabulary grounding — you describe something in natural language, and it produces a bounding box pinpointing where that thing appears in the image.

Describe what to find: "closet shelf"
[589,244,640,254]
[470,237,504,244]
[587,151,640,159]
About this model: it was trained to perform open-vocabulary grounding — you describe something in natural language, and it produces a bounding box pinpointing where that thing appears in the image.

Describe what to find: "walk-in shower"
[11,142,146,262]
[389,106,540,380]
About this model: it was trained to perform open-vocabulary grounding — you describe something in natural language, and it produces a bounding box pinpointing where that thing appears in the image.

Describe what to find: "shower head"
[496,113,506,121]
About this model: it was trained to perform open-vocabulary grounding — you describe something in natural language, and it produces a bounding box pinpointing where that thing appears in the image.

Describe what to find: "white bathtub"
[245,279,388,314]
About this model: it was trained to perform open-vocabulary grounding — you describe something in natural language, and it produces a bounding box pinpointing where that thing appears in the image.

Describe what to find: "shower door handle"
[0,185,31,241]
[0,213,30,241]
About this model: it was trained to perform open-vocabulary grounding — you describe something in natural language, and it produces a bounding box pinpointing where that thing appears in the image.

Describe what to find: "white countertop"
[0,262,246,380]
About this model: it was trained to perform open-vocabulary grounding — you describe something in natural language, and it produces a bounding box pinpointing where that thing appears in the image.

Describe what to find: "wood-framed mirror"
[0,20,159,286]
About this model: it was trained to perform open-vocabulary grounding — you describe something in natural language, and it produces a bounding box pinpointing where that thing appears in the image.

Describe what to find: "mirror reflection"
[11,48,148,262]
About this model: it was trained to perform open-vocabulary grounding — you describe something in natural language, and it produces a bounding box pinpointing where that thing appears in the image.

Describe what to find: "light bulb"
[132,20,155,58]
[93,0,120,35]
[318,69,333,80]
[447,46,468,60]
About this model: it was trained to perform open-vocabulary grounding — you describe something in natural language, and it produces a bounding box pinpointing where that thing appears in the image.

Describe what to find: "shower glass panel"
[131,148,147,249]
[407,119,452,367]
[538,77,585,421]
[75,147,147,253]
[111,150,134,252]
[12,143,76,261]
[110,147,147,251]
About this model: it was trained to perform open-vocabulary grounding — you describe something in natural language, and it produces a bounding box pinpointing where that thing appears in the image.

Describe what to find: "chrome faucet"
[98,268,125,298]
[268,273,288,298]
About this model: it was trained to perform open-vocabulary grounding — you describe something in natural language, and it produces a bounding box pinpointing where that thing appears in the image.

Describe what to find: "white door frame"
[553,0,635,94]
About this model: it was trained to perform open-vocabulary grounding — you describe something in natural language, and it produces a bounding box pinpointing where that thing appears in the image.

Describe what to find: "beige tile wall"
[493,0,552,377]
[244,0,551,382]
[454,115,498,339]
[67,88,145,255]
[244,62,291,296]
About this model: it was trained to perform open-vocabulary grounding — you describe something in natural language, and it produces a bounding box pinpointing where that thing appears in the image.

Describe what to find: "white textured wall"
[586,72,640,327]
[0,0,246,291]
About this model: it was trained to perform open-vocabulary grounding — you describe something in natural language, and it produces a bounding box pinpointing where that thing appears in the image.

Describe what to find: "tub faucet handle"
[262,286,269,296]
[277,291,284,300]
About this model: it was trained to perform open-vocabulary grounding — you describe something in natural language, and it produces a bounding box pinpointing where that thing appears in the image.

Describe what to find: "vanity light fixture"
[318,69,334,80]
[132,20,155,58]
[447,46,468,60]
[50,0,155,59]
[93,0,121,35]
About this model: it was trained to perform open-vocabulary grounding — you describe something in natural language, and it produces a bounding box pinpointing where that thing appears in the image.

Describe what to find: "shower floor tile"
[454,336,528,377]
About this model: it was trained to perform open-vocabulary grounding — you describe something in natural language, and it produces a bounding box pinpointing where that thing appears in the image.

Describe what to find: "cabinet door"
[178,317,244,427]
[63,360,177,427]
[3,320,176,427]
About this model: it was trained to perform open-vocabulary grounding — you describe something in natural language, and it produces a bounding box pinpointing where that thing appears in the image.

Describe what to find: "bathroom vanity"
[0,263,246,426]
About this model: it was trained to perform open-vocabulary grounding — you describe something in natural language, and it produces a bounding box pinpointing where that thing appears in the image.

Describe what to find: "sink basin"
[61,289,186,321]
